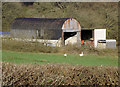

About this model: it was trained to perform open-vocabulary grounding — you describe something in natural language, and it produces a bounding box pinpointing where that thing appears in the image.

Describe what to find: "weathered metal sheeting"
[11,18,81,42]
[62,18,81,32]
[11,18,70,39]
[62,18,81,47]
[11,18,70,30]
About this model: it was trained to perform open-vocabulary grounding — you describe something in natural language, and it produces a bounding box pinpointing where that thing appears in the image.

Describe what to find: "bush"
[2,62,118,86]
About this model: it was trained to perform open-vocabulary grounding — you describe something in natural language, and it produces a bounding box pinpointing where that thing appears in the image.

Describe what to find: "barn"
[11,18,81,46]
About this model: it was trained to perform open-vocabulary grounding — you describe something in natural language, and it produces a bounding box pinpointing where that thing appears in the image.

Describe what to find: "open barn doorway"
[81,29,94,45]
[63,32,77,45]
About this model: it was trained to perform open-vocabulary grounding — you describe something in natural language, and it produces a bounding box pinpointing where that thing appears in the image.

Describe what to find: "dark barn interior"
[81,29,93,40]
[64,32,77,40]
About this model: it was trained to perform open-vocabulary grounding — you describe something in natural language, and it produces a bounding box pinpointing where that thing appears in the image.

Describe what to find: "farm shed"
[81,29,106,48]
[11,18,81,46]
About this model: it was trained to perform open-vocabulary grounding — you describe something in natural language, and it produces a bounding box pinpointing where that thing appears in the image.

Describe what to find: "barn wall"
[11,28,62,40]
[77,31,81,47]
[43,29,62,40]
[11,29,36,39]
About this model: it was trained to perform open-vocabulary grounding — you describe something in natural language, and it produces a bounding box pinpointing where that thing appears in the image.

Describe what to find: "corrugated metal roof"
[11,18,70,30]
[81,29,94,30]
[81,29,106,30]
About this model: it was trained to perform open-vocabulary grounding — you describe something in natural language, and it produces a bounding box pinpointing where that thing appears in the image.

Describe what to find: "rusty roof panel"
[62,18,81,30]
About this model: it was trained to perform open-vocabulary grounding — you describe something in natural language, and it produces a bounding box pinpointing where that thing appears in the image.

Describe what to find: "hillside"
[2,2,118,40]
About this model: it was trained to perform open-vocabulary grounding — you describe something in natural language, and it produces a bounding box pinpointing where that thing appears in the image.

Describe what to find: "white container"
[106,39,116,49]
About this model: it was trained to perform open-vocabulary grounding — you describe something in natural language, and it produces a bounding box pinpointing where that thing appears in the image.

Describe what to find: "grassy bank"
[2,39,118,56]
[2,50,118,66]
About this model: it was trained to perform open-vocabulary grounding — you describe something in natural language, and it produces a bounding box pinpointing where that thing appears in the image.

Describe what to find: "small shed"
[81,29,106,48]
[11,18,81,46]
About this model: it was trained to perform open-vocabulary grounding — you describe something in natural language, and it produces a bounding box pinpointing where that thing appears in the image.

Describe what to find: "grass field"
[2,50,118,66]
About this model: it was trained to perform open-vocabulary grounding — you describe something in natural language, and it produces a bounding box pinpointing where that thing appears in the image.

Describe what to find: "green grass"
[2,50,118,66]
